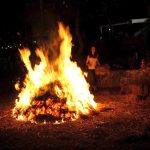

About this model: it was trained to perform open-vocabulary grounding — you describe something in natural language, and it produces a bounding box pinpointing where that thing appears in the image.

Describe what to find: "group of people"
[86,46,100,92]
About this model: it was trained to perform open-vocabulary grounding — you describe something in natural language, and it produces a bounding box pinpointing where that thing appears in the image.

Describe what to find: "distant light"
[108,28,111,31]
[62,1,65,5]
[131,18,148,24]
[1,47,3,49]
[16,32,21,36]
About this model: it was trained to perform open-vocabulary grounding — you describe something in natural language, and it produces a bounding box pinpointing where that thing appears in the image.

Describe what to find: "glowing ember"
[13,22,97,123]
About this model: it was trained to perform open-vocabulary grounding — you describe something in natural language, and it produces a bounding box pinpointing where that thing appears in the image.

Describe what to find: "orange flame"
[13,22,97,122]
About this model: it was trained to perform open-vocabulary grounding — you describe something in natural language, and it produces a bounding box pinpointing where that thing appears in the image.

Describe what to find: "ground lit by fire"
[12,22,97,123]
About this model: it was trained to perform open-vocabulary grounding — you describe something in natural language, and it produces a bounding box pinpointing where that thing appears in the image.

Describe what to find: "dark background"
[0,0,150,78]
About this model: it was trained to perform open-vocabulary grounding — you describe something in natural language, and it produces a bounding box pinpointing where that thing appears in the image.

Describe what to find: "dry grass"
[0,91,150,150]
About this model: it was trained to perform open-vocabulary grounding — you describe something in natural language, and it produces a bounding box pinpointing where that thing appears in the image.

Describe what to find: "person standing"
[86,46,100,92]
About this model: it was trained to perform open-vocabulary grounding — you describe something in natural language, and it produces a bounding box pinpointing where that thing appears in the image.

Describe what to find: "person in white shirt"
[86,46,100,92]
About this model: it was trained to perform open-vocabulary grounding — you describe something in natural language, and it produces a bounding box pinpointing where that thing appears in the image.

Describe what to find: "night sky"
[0,0,148,56]
[0,0,149,60]
[0,0,148,33]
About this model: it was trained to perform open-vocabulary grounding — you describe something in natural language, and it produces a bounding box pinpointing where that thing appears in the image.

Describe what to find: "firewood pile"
[96,65,125,88]
[120,69,150,97]
[96,66,150,98]
[96,66,150,87]
[13,97,76,122]
[125,69,150,85]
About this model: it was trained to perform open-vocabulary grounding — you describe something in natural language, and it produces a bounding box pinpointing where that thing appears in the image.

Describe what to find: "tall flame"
[13,22,97,122]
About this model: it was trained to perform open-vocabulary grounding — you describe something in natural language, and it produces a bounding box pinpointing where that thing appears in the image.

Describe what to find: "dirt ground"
[0,89,150,150]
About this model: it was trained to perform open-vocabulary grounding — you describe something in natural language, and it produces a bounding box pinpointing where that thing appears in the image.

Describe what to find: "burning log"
[13,97,75,122]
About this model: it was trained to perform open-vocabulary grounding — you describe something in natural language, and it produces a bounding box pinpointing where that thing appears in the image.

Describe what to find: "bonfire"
[13,22,97,123]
